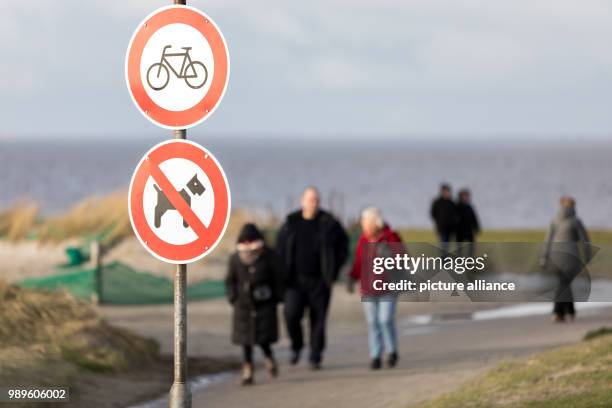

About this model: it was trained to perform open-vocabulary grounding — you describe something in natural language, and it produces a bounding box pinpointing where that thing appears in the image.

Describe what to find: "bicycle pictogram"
[146,45,208,91]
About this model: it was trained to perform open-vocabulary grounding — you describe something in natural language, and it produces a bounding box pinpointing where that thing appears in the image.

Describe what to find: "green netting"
[19,261,225,305]
[187,279,226,301]
[20,268,96,300]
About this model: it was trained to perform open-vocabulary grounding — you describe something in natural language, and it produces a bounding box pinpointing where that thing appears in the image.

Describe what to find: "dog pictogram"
[153,174,206,228]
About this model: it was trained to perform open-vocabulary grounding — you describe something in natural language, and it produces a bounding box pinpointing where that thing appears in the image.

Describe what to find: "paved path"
[101,291,612,408]
[191,304,612,408]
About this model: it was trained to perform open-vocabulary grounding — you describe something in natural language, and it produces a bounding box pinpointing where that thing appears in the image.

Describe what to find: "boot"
[240,363,254,386]
[552,314,565,323]
[387,352,399,368]
[264,357,278,378]
[370,357,382,370]
[289,350,301,365]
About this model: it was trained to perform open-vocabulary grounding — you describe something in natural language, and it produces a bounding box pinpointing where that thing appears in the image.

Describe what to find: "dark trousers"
[243,343,273,364]
[553,272,575,318]
[284,282,331,364]
[553,302,575,318]
[437,229,453,257]
[456,234,475,258]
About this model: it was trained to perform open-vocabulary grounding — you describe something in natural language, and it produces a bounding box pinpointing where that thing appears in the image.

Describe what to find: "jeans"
[363,297,398,359]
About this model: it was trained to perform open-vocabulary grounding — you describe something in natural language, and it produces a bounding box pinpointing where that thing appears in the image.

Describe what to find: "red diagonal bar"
[145,158,208,239]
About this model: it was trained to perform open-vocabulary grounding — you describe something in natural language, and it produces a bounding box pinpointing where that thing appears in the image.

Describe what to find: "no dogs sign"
[125,5,230,130]
[128,140,231,264]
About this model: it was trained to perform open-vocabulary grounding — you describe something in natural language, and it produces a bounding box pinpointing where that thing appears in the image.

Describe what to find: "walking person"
[430,183,457,255]
[225,224,282,385]
[277,187,349,369]
[348,207,402,370]
[541,197,591,322]
[455,188,480,257]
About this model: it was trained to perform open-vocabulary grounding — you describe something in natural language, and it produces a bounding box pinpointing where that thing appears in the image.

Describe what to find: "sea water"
[1,137,611,228]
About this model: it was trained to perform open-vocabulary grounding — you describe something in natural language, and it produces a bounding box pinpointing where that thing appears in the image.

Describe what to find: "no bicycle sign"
[125,5,230,130]
[128,140,231,264]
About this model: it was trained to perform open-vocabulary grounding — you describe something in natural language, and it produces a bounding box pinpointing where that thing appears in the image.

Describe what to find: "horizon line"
[2,132,612,143]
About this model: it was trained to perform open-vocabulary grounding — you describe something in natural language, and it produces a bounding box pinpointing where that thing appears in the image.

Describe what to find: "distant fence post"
[90,240,103,304]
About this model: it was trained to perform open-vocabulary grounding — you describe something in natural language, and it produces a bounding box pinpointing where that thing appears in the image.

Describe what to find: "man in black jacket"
[430,183,457,254]
[455,188,480,257]
[277,187,348,369]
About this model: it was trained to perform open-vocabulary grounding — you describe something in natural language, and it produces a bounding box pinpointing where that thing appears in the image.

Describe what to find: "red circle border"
[126,6,229,129]
[128,140,231,263]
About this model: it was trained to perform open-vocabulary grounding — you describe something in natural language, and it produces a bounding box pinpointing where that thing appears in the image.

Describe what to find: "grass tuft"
[584,327,612,341]
[417,331,612,408]
[0,280,159,383]
[36,191,131,246]
[0,193,280,253]
[0,203,39,242]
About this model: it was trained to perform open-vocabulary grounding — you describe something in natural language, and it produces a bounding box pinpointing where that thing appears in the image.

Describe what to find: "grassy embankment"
[2,192,612,245]
[0,193,131,245]
[1,194,611,278]
[0,192,277,257]
[396,229,612,279]
[0,280,237,407]
[397,228,612,244]
[418,329,612,408]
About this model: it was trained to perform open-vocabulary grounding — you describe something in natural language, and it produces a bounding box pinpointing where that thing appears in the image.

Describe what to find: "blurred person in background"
[455,188,480,257]
[541,196,591,323]
[430,183,457,255]
[226,223,282,385]
[348,207,403,370]
[276,186,348,370]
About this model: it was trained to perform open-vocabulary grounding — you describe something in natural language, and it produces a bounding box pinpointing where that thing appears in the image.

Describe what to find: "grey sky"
[1,0,612,139]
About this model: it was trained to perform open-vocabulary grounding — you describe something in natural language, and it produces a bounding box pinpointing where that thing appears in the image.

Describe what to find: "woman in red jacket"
[349,207,403,370]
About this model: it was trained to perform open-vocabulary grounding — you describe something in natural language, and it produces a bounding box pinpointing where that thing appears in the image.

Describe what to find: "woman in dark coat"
[541,197,591,322]
[225,223,282,385]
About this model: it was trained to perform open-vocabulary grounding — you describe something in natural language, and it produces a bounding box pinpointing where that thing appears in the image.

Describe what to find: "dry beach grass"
[0,281,238,407]
[0,193,279,282]
[2,192,612,283]
[418,329,612,408]
[2,191,612,248]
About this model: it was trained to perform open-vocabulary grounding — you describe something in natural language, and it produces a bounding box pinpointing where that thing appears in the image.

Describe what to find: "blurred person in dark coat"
[276,187,348,369]
[541,197,591,322]
[455,188,480,257]
[226,223,282,385]
[430,183,457,254]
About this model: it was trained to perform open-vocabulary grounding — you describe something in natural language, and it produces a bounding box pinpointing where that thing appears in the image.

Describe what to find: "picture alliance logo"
[372,253,489,275]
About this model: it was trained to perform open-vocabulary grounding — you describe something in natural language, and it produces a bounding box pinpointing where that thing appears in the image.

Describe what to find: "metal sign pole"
[170,6,189,408]
[170,126,190,408]
[169,0,189,394]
